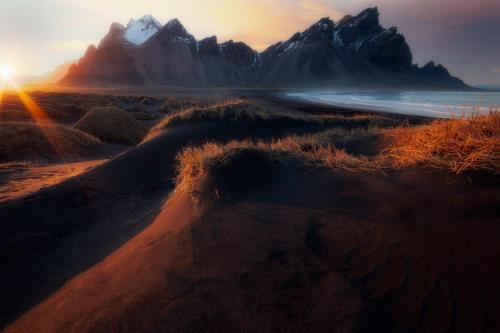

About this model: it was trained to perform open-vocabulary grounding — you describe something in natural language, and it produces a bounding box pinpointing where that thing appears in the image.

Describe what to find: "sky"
[0,0,499,85]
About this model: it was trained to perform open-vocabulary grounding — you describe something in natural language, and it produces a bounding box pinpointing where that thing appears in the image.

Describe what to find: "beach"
[0,89,499,332]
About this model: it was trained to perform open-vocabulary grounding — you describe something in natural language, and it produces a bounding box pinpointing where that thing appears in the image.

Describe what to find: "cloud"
[298,1,344,22]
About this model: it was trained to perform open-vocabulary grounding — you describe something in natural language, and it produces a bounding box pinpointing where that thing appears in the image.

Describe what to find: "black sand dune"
[4,155,499,332]
[0,118,338,328]
[1,93,498,332]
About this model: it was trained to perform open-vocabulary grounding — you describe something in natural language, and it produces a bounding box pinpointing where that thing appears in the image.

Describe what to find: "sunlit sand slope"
[6,158,500,332]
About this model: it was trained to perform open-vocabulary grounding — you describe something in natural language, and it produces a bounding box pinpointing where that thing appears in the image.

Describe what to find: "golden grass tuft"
[175,130,383,196]
[161,100,390,127]
[74,106,146,145]
[0,121,104,162]
[146,100,394,142]
[159,97,215,114]
[175,111,500,197]
[383,110,499,174]
[155,99,254,128]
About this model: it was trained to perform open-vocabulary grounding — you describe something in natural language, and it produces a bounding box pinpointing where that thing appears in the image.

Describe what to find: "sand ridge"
[1,92,498,332]
[5,158,499,332]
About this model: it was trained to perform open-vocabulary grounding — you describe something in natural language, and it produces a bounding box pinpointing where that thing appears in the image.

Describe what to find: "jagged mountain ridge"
[124,15,162,45]
[62,8,468,89]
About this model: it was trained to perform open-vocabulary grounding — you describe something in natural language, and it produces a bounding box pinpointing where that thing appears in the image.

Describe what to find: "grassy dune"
[146,100,395,141]
[159,100,392,127]
[175,111,499,197]
[75,106,146,145]
[383,110,499,174]
[0,121,104,162]
[175,130,383,196]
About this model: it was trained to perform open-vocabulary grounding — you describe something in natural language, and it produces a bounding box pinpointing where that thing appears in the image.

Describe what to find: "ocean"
[286,90,500,118]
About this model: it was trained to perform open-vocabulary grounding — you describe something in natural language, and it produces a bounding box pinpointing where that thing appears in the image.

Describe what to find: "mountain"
[62,17,258,86]
[38,61,74,83]
[256,10,411,86]
[13,61,73,85]
[61,9,469,89]
[255,9,467,89]
[124,15,162,45]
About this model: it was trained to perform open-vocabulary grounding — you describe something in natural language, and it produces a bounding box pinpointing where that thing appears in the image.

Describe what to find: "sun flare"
[1,66,13,80]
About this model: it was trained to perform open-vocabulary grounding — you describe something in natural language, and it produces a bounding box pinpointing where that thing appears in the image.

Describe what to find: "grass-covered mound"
[160,98,183,114]
[0,91,162,124]
[383,111,499,174]
[176,110,500,198]
[160,101,391,127]
[159,97,212,114]
[0,121,104,162]
[175,131,383,197]
[0,102,87,123]
[75,107,146,145]
[146,101,395,142]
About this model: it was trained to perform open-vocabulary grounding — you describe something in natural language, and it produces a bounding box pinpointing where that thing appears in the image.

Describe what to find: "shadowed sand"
[4,158,499,332]
[0,91,498,332]
[0,118,334,328]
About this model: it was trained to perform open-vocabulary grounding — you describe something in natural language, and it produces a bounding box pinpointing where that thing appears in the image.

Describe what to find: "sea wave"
[286,91,500,118]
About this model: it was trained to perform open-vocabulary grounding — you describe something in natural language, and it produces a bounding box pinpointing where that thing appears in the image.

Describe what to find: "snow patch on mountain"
[170,36,192,43]
[284,41,298,52]
[124,15,162,45]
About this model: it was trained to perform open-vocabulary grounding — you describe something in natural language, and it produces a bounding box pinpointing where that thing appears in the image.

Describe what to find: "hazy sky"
[0,0,499,84]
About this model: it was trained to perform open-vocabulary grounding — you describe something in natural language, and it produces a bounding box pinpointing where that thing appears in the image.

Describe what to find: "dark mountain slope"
[61,8,469,89]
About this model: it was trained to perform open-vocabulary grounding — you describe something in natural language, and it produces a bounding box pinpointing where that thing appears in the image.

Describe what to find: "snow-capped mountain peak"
[124,15,162,45]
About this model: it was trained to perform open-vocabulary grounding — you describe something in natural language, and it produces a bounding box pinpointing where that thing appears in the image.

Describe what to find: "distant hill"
[15,61,73,85]
[61,8,469,89]
[475,84,500,91]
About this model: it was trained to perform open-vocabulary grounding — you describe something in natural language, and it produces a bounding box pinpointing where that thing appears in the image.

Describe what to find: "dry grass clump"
[160,102,246,127]
[72,94,117,111]
[130,111,157,121]
[165,101,333,127]
[160,98,183,114]
[141,97,156,106]
[383,111,499,174]
[159,97,213,114]
[0,102,86,123]
[58,104,87,120]
[175,131,383,195]
[0,121,104,162]
[74,106,146,145]
[153,100,394,132]
[0,92,119,123]
[175,110,499,196]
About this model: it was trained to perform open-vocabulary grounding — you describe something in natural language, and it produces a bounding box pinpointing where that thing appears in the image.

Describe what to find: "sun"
[1,66,13,80]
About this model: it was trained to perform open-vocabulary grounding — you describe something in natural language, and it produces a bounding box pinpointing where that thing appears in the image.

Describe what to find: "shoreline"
[11,85,496,120]
[273,91,500,119]
[249,92,434,125]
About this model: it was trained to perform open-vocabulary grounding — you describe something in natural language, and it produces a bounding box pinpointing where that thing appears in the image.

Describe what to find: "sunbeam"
[0,78,5,108]
[0,73,9,109]
[15,87,51,123]
[8,79,68,159]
